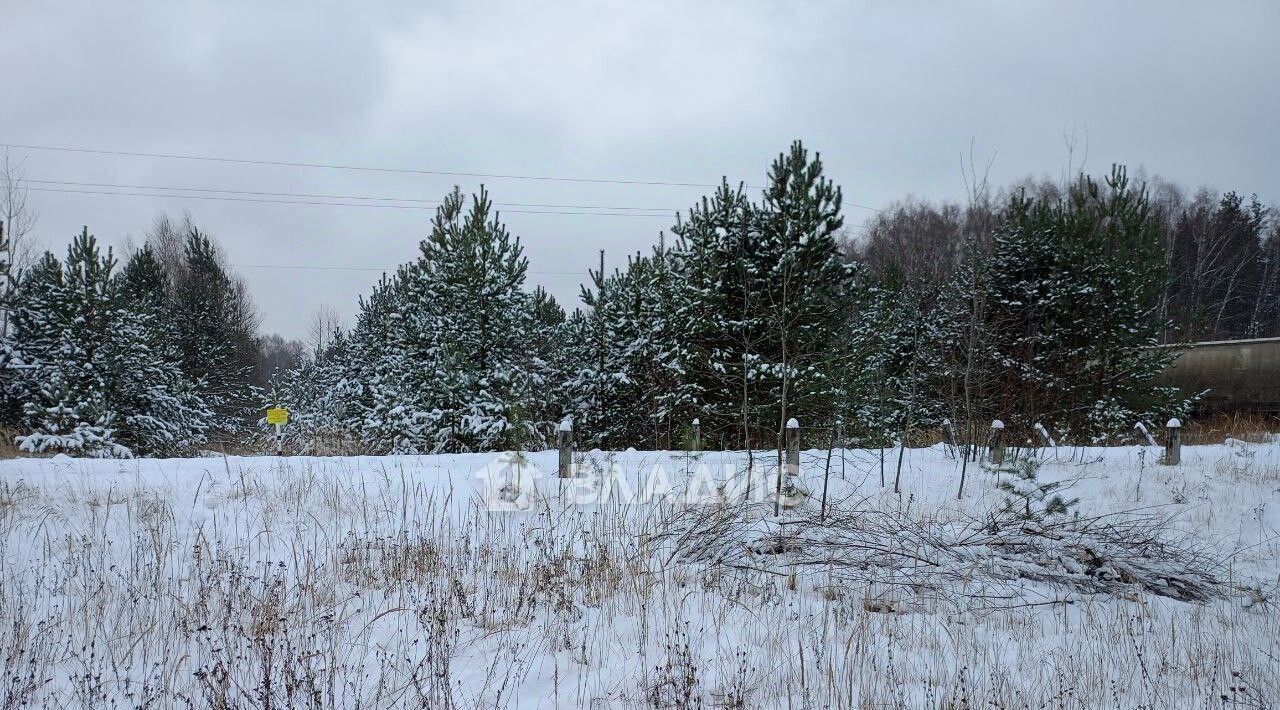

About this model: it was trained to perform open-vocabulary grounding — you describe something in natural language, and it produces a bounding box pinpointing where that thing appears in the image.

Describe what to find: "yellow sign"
[266,407,289,426]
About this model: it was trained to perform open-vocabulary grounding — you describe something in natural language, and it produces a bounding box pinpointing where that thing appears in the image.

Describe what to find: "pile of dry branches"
[657,496,1228,606]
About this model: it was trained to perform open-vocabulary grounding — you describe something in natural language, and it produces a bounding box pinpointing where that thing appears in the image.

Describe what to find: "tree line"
[2,142,1277,456]
[0,214,262,456]
[855,174,1280,344]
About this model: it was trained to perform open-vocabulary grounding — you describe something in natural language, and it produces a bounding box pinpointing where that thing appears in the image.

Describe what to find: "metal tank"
[1154,337,1280,413]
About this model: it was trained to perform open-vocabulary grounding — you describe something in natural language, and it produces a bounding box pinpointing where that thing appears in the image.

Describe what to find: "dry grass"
[0,428,24,459]
[0,453,1276,708]
[1181,412,1280,445]
[868,413,1280,451]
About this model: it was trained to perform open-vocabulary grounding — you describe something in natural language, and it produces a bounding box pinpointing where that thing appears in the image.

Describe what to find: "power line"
[25,185,673,217]
[3,142,726,188]
[4,142,885,211]
[232,263,589,276]
[30,185,876,238]
[847,200,883,213]
[30,178,883,214]
[26,178,680,212]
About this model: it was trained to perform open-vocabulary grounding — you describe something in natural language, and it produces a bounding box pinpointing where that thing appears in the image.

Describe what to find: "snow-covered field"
[1,442,1277,708]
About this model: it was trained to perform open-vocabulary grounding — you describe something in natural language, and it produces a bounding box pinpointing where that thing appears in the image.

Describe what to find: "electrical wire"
[25,185,672,217]
[231,263,589,276]
[4,142,884,211]
[25,178,680,212]
[3,142,726,188]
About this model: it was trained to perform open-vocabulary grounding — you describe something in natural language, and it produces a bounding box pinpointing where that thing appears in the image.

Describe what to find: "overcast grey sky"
[4,1,1277,339]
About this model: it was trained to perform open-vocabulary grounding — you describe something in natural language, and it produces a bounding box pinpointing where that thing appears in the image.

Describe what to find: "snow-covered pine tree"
[752,141,854,442]
[571,259,650,447]
[565,241,698,450]
[995,457,1078,522]
[986,167,1185,439]
[569,144,857,450]
[524,286,575,446]
[267,326,357,454]
[171,230,260,436]
[9,234,216,457]
[12,229,130,456]
[408,187,538,452]
[112,245,216,455]
[0,254,35,428]
[844,269,948,474]
[668,182,758,448]
[345,268,427,453]
[641,239,700,448]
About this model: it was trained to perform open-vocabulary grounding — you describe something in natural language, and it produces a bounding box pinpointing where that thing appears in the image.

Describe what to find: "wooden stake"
[558,418,574,478]
[1163,418,1181,465]
[989,419,1005,466]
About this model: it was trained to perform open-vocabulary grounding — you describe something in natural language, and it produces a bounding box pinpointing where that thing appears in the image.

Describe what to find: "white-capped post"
[1033,422,1056,448]
[1135,421,1158,447]
[785,418,800,482]
[989,419,1006,465]
[1164,418,1182,465]
[691,418,701,454]
[557,417,573,478]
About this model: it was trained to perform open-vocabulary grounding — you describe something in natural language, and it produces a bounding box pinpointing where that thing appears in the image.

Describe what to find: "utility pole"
[0,220,8,338]
[656,233,666,447]
[597,249,606,449]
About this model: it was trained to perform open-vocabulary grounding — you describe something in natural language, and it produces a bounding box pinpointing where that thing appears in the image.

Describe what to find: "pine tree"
[571,260,648,447]
[111,245,216,455]
[409,186,536,451]
[986,167,1184,439]
[558,143,857,450]
[8,233,215,457]
[332,187,547,454]
[348,268,426,453]
[751,141,853,443]
[13,230,129,456]
[669,182,758,447]
[172,230,260,434]
[995,458,1078,522]
[524,286,575,445]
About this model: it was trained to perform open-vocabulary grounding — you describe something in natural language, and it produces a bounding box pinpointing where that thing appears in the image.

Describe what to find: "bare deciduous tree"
[307,304,342,355]
[1,150,39,337]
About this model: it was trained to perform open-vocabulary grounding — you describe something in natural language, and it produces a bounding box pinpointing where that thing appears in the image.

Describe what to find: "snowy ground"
[1,442,1277,708]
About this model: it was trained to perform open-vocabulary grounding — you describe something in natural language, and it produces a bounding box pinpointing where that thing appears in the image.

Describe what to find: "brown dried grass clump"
[0,428,25,459]
[1180,411,1280,445]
